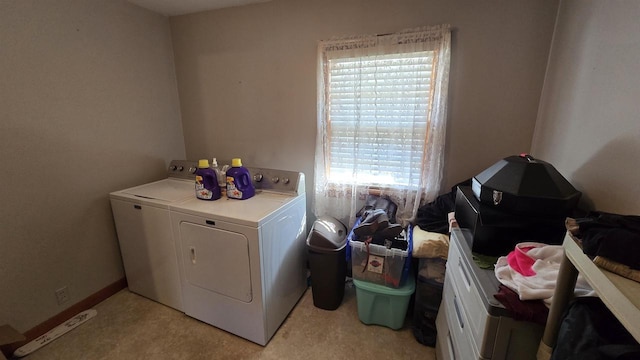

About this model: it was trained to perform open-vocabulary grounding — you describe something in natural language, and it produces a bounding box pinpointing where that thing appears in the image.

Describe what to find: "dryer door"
[179,222,252,302]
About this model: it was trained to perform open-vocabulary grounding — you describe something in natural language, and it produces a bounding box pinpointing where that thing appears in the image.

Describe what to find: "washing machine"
[110,160,198,311]
[169,167,307,346]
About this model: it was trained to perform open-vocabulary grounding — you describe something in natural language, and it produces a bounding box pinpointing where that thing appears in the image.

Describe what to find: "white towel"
[495,242,594,307]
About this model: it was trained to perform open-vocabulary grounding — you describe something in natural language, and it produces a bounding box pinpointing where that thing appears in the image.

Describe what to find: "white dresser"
[436,228,544,360]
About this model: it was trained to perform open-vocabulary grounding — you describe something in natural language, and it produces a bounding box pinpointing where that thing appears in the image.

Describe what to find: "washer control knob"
[271,176,280,184]
[188,166,197,174]
[177,166,184,171]
[169,165,177,171]
[253,173,264,182]
[283,177,290,184]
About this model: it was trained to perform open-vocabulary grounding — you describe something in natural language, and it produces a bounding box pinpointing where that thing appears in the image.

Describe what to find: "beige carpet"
[21,282,436,360]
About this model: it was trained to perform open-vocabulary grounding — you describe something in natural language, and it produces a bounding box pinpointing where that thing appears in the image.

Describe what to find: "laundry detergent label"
[226,176,243,199]
[367,255,384,274]
[195,176,213,200]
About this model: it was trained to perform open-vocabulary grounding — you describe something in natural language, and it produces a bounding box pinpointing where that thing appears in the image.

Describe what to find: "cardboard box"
[0,324,25,360]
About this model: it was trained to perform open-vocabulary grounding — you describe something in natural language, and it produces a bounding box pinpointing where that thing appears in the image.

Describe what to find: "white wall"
[532,0,640,215]
[0,0,185,332]
[169,0,560,212]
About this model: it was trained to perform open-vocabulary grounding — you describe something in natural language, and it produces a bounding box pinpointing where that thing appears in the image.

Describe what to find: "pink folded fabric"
[506,243,537,276]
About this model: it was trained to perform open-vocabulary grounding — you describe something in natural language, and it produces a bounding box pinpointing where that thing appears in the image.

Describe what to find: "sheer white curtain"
[314,25,451,228]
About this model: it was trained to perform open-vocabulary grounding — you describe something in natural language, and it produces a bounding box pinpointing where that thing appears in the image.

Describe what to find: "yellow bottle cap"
[198,159,210,168]
[232,158,242,167]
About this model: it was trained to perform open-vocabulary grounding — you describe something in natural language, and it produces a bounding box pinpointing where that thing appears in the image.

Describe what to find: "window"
[326,51,434,188]
[314,25,451,225]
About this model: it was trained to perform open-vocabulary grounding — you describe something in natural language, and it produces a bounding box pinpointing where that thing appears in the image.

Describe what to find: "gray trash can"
[306,216,347,310]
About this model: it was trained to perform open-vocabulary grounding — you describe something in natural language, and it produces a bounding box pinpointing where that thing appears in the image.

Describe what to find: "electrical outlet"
[55,287,69,305]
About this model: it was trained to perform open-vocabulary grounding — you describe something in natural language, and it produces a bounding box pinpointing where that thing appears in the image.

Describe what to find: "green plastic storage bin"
[353,273,415,330]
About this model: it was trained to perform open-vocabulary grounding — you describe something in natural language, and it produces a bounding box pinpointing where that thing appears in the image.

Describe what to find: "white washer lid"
[121,178,193,202]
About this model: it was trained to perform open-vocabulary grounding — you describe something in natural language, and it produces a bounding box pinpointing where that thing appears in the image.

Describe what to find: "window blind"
[326,51,434,188]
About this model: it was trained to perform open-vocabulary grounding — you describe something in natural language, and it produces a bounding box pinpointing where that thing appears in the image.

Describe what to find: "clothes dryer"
[110,160,197,311]
[170,167,307,346]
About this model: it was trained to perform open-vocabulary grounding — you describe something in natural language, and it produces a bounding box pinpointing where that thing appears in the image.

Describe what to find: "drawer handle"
[134,205,142,210]
[447,332,457,360]
[453,295,464,329]
[206,220,215,226]
[458,256,471,288]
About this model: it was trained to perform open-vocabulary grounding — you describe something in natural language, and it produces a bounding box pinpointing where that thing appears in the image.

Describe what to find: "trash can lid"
[306,216,347,252]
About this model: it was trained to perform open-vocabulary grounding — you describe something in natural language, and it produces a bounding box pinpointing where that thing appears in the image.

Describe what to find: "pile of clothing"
[411,186,460,262]
[494,210,640,325]
[409,191,459,348]
[551,297,640,360]
[493,241,595,324]
[567,211,640,282]
[548,213,640,359]
[352,208,406,250]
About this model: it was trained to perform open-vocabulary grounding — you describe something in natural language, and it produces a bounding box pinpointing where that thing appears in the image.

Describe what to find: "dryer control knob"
[283,177,290,184]
[177,166,184,171]
[271,176,280,184]
[188,167,197,174]
[169,165,177,171]
[254,173,264,182]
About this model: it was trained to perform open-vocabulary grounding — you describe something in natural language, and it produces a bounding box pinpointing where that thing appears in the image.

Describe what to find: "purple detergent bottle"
[195,159,221,200]
[226,158,255,200]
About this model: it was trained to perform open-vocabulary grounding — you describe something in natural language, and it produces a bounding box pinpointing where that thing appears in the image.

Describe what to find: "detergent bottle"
[226,158,255,200]
[195,159,221,200]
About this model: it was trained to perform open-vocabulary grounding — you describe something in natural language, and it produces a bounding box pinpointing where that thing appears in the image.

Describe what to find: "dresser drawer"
[442,274,482,359]
[447,232,500,358]
[435,295,454,360]
[440,227,550,360]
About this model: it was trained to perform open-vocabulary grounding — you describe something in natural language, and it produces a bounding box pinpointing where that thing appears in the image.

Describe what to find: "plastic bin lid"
[353,273,416,295]
[306,216,347,252]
